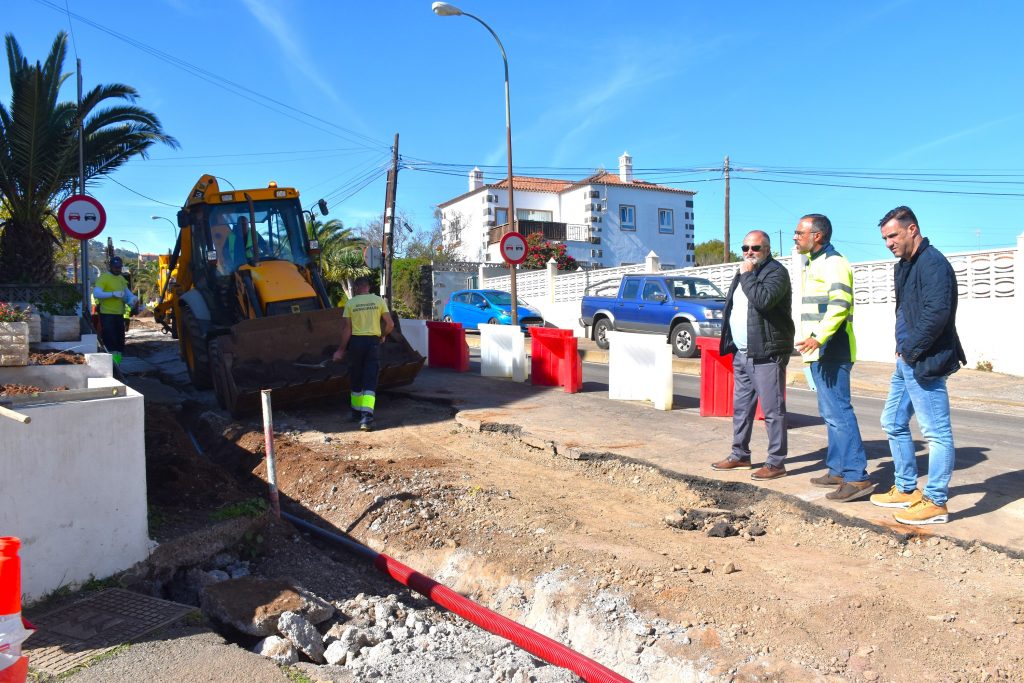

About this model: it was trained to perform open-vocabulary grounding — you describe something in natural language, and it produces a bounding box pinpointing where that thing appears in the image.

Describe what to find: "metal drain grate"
[24,588,195,676]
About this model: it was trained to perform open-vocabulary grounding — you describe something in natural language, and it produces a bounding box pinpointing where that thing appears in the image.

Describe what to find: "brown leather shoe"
[825,480,877,502]
[751,464,786,480]
[810,474,844,488]
[711,457,752,471]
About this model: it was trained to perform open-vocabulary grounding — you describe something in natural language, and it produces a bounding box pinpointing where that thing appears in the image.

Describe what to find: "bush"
[0,302,29,323]
[36,284,81,316]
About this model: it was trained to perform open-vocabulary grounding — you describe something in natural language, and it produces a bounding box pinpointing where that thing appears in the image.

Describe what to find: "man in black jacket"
[870,206,966,524]
[711,230,796,480]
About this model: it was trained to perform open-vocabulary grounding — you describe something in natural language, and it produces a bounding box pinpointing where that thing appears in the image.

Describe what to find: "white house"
[436,152,697,269]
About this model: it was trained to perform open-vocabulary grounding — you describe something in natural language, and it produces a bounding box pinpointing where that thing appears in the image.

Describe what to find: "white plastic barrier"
[400,319,429,362]
[607,331,673,410]
[479,324,527,381]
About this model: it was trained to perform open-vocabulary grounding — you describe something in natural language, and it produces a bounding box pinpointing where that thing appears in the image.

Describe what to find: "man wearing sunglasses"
[712,230,795,480]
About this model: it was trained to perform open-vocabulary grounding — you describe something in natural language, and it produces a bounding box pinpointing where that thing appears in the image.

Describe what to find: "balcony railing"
[487,220,592,245]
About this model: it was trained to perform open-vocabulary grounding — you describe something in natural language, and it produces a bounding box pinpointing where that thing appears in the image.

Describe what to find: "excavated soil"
[149,397,1024,682]
[29,351,85,365]
[0,383,69,396]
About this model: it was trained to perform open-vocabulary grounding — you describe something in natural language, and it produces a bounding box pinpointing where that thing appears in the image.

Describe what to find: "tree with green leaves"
[694,239,739,266]
[0,31,177,283]
[306,217,368,302]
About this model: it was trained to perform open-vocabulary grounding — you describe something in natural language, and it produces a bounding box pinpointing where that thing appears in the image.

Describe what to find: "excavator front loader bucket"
[209,308,425,416]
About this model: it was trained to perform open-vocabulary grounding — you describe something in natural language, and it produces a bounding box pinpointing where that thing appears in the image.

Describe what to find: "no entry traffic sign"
[57,195,106,240]
[499,231,528,265]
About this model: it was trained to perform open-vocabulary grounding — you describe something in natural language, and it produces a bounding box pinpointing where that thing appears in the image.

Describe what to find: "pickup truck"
[579,274,726,357]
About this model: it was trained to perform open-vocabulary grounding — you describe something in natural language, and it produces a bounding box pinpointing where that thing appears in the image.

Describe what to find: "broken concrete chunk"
[278,610,326,663]
[201,576,335,636]
[253,635,298,665]
[706,521,737,538]
[323,639,349,666]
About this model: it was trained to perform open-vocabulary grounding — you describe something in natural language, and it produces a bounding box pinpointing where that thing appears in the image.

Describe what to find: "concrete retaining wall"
[0,375,150,603]
[0,353,112,389]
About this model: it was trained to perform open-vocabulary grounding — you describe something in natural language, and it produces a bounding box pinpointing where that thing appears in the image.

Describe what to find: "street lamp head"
[150,216,160,220]
[432,2,463,17]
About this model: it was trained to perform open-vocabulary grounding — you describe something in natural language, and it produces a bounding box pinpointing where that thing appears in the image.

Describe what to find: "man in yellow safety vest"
[332,277,394,431]
[794,214,874,502]
[93,256,138,365]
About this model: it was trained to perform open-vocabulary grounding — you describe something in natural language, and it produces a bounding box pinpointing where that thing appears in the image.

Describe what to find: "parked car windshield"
[482,291,530,307]
[669,278,724,299]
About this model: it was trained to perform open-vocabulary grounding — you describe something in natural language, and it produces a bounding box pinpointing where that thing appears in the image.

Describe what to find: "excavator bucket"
[209,308,425,416]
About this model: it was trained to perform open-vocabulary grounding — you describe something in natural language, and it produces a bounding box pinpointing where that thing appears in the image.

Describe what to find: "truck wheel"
[181,302,213,389]
[593,318,612,350]
[671,321,697,358]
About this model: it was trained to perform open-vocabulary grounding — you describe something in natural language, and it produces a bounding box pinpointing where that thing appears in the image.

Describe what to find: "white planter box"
[43,314,80,342]
[26,314,42,343]
[0,321,29,366]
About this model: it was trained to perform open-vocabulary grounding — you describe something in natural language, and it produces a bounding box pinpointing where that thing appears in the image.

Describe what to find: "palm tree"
[306,217,369,301]
[0,31,178,283]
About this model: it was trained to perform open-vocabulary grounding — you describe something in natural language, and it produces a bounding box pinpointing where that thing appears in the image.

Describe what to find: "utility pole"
[381,133,400,306]
[723,154,731,263]
[974,228,981,251]
[78,58,88,316]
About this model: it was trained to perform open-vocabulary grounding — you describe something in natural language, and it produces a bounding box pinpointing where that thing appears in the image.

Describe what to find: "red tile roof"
[491,176,573,193]
[437,170,694,209]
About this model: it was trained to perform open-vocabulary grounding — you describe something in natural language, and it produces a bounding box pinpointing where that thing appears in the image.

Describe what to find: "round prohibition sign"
[57,194,107,240]
[499,231,528,265]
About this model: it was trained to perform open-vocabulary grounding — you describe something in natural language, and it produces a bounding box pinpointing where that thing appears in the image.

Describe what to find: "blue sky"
[5,0,1024,262]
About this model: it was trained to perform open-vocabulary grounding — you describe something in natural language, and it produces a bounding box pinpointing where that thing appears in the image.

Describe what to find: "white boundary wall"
[0,375,151,603]
[483,234,1024,376]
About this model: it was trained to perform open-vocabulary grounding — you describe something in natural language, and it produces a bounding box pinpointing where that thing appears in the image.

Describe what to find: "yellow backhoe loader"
[154,175,423,415]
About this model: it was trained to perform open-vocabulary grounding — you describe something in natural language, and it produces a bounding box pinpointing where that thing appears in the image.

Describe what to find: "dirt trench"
[145,393,1024,683]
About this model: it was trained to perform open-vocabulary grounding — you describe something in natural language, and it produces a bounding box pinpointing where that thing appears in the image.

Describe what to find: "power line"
[101,176,179,207]
[733,175,1024,198]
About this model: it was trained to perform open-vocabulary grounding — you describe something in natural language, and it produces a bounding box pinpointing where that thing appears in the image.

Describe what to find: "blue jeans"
[880,358,955,506]
[810,361,868,482]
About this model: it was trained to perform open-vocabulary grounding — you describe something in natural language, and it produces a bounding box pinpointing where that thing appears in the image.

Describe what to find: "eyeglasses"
[741,245,763,252]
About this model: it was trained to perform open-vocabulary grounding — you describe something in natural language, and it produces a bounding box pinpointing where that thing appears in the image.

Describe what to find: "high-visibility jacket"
[799,243,856,363]
[93,272,132,315]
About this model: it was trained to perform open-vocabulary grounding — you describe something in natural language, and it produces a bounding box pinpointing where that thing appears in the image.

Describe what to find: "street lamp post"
[151,215,177,250]
[432,2,519,325]
[119,239,142,271]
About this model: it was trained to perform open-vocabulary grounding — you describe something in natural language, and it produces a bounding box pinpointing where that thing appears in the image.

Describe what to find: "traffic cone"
[0,537,30,683]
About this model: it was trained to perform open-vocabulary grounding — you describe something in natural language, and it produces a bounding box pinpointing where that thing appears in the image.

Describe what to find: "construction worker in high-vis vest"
[93,256,138,365]
[332,276,394,432]
[793,213,875,503]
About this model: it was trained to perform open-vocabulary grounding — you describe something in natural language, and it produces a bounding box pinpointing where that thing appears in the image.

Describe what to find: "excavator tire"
[181,302,213,389]
[208,337,229,410]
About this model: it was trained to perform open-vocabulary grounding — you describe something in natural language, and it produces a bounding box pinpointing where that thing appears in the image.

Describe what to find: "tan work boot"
[870,485,923,509]
[893,497,949,525]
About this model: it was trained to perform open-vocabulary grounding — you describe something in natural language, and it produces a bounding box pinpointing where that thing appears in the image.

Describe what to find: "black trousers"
[100,312,126,354]
[348,335,381,412]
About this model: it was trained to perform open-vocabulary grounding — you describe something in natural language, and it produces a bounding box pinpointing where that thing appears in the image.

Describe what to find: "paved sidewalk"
[395,358,1024,555]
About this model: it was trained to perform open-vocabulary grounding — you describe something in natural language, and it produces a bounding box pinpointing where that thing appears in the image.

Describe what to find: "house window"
[658,209,674,234]
[517,208,552,222]
[685,200,694,208]
[619,205,636,231]
[495,208,508,225]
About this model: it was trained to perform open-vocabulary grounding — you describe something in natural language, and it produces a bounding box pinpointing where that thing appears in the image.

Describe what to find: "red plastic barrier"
[0,537,28,683]
[696,337,733,417]
[695,338,782,419]
[530,328,582,393]
[425,321,470,372]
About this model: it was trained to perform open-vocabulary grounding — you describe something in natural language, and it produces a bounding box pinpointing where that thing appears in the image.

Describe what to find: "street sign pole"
[499,232,528,324]
[77,58,88,318]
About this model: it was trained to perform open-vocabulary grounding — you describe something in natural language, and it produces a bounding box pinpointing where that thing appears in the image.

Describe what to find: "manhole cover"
[23,588,194,676]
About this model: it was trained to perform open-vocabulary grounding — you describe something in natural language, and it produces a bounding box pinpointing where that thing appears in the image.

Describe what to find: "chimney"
[618,151,633,183]
[469,167,484,192]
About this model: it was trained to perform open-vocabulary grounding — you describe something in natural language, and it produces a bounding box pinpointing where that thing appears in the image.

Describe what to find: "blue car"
[442,289,544,331]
